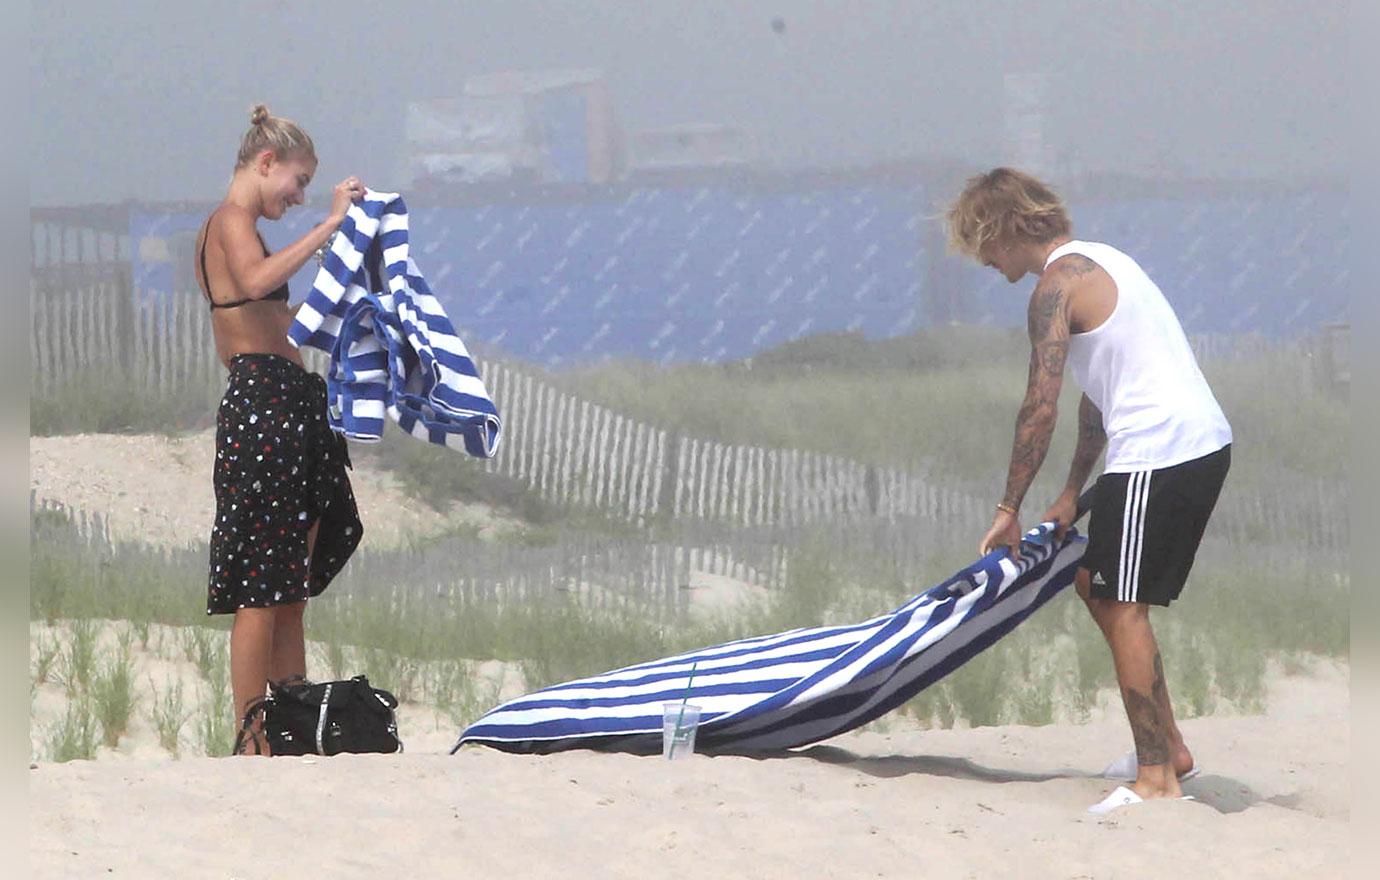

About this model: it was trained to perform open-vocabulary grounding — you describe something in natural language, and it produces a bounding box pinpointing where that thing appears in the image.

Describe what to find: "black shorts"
[207,354,363,616]
[1082,445,1230,606]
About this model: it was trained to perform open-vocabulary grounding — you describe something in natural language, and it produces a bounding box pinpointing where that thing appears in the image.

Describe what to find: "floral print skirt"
[207,354,363,615]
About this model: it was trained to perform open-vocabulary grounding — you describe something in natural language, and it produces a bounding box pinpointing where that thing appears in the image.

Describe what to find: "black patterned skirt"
[207,354,363,615]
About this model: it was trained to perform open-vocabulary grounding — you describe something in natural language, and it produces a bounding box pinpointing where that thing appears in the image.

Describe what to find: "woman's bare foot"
[232,706,272,757]
[233,728,272,757]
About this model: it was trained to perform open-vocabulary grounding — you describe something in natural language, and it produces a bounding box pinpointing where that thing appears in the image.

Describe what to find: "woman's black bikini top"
[199,215,290,310]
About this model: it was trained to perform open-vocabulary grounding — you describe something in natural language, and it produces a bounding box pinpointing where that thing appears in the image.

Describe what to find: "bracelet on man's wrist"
[996,502,1019,516]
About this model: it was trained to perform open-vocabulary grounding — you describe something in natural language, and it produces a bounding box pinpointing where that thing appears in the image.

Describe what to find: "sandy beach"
[28,432,1351,878]
[30,654,1348,879]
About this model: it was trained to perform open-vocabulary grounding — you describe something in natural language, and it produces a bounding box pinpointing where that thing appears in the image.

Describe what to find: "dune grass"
[150,679,190,757]
[33,329,1344,527]
[49,695,99,763]
[57,618,99,697]
[547,331,1345,490]
[29,493,1346,753]
[91,637,136,748]
[428,660,507,732]
[28,327,1347,753]
[31,632,61,687]
[30,366,213,437]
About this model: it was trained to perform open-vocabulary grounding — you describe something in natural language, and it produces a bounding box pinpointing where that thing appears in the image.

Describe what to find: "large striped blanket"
[287,190,502,458]
[453,523,1086,755]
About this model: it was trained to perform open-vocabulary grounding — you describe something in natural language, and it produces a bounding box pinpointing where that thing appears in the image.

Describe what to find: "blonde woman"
[947,168,1231,812]
[194,105,367,755]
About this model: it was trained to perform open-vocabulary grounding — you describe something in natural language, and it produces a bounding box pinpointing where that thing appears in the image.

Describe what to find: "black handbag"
[235,675,403,756]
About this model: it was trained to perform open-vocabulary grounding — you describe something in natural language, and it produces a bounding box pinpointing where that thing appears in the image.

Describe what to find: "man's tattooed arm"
[999,272,1071,510]
[1064,393,1106,493]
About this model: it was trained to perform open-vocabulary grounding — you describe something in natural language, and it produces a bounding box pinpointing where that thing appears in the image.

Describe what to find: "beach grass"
[30,367,212,437]
[150,678,190,757]
[90,639,136,748]
[32,331,1344,527]
[28,328,1347,753]
[196,684,236,758]
[30,496,1346,752]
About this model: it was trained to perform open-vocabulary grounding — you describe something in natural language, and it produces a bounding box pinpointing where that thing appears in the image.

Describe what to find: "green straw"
[669,660,699,759]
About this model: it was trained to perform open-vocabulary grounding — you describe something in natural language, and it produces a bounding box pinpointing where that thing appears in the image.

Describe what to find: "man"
[946,168,1232,814]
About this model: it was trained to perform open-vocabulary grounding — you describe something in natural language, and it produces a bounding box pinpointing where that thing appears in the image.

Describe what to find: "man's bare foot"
[1129,764,1183,800]
[1169,743,1196,779]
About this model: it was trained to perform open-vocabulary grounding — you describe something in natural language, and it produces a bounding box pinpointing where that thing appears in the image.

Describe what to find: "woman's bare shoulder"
[207,204,259,249]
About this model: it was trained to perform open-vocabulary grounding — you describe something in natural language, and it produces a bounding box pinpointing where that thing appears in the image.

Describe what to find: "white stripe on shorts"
[1119,471,1152,602]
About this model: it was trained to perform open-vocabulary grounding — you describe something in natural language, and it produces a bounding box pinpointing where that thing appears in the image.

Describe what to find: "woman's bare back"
[195,205,305,369]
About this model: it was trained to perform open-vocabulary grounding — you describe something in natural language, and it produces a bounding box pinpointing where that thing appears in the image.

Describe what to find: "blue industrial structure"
[124,178,1348,368]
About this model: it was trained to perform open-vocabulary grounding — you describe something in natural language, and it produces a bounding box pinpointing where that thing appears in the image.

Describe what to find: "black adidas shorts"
[1082,445,1230,606]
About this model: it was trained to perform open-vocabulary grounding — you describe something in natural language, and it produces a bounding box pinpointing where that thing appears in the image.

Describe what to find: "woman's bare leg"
[231,520,321,754]
[269,520,318,685]
[230,607,276,755]
[269,601,308,684]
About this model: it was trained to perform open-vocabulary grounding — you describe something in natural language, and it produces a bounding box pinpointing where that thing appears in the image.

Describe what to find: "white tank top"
[1046,240,1232,473]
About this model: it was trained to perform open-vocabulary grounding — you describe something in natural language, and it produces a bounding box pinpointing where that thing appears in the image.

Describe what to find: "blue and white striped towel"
[453,524,1085,754]
[288,190,502,458]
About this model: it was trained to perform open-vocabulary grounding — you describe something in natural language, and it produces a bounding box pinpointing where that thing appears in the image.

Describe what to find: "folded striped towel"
[452,524,1085,754]
[288,190,502,458]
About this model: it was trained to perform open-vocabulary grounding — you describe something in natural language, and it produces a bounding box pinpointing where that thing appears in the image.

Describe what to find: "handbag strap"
[232,697,269,756]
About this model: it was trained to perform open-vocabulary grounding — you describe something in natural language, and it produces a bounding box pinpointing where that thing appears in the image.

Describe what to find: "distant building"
[406,69,624,189]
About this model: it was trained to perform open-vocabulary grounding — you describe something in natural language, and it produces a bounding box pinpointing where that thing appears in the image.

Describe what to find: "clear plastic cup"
[662,702,702,759]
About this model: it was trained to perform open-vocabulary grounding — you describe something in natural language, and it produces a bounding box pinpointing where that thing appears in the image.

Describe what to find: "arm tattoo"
[1059,254,1101,278]
[999,277,1070,509]
[1064,394,1107,492]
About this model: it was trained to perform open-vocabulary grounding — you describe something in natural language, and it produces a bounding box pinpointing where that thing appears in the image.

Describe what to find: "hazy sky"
[32,1,1346,206]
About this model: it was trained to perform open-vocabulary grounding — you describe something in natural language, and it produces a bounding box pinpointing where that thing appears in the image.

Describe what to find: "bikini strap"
[198,211,216,304]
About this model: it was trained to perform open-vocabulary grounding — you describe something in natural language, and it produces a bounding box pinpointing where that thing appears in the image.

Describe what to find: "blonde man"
[948,168,1232,813]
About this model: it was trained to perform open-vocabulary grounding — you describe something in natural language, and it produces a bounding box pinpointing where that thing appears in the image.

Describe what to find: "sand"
[28,433,1352,877]
[28,430,521,550]
[29,631,1349,879]
[28,431,773,614]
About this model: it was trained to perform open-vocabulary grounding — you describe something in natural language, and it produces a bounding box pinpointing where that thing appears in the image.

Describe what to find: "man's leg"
[1076,569,1194,784]
[230,607,276,756]
[1098,601,1180,797]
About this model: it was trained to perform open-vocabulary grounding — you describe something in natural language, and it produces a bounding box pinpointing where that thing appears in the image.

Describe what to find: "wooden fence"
[29,271,226,403]
[30,479,1348,630]
[29,493,840,614]
[29,280,1349,552]
[27,280,985,528]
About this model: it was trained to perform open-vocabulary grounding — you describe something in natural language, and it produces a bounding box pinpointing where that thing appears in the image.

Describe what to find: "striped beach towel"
[288,190,502,458]
[453,523,1086,754]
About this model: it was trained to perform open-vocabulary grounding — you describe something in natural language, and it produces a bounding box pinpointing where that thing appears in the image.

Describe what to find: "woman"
[194,104,366,755]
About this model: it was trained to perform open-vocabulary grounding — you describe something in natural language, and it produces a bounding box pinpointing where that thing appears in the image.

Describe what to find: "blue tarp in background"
[129,184,1348,368]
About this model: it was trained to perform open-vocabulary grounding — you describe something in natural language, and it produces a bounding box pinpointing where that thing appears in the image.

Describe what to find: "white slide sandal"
[1088,785,1196,815]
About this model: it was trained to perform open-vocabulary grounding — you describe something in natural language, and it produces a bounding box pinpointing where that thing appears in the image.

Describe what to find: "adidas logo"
[1091,572,1106,586]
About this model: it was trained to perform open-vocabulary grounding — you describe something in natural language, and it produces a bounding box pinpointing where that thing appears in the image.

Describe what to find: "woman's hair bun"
[235,105,315,169]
